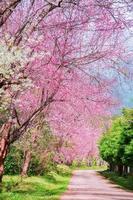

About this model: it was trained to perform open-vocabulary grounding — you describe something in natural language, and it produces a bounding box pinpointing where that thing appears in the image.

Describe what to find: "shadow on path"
[61,170,133,200]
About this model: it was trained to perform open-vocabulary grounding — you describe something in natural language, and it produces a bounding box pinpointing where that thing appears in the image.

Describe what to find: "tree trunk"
[0,161,4,183]
[0,122,12,183]
[129,167,133,175]
[109,163,115,172]
[21,150,31,177]
[123,166,128,175]
[118,164,123,176]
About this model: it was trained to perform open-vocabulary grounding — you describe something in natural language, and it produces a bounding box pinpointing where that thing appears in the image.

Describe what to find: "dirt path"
[61,170,133,200]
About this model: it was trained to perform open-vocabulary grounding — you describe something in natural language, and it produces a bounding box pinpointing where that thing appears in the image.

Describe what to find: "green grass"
[100,170,133,191]
[0,173,71,200]
[71,165,107,171]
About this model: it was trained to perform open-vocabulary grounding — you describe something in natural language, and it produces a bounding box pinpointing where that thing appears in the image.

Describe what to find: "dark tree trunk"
[123,166,128,175]
[21,150,31,177]
[114,165,118,173]
[0,122,12,183]
[0,161,4,183]
[118,164,123,176]
[129,167,133,175]
[109,163,115,172]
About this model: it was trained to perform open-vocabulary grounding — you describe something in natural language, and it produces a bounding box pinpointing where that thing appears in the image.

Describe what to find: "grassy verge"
[0,173,71,200]
[71,165,107,171]
[100,170,133,191]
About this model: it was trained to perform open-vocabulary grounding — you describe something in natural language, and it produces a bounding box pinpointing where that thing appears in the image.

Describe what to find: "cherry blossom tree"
[0,0,132,182]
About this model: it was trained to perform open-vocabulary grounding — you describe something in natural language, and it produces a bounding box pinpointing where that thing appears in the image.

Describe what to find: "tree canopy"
[99,108,133,169]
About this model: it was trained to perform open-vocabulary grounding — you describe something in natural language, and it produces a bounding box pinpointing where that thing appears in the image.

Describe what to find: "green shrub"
[72,160,79,168]
[28,156,41,175]
[5,147,57,176]
[91,158,97,166]
[46,171,57,181]
[56,164,71,176]
[80,159,88,167]
[4,146,23,175]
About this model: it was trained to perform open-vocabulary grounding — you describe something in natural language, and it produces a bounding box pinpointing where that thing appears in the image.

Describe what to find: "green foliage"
[56,164,71,176]
[91,158,97,166]
[4,120,58,176]
[71,160,80,168]
[4,147,23,175]
[4,146,56,176]
[39,152,57,174]
[71,158,106,170]
[71,159,88,168]
[99,108,133,168]
[99,118,122,164]
[29,152,57,176]
[46,171,58,182]
[80,159,88,167]
[28,156,41,176]
[121,108,133,167]
[123,140,133,166]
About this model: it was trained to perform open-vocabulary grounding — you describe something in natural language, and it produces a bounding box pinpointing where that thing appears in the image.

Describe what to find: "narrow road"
[61,170,133,200]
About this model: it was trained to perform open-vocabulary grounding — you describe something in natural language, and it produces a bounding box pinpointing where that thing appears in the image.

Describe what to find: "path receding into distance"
[61,170,133,200]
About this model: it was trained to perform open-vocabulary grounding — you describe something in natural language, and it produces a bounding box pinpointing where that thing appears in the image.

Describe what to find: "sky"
[118,81,133,108]
[114,21,133,112]
[113,70,133,114]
